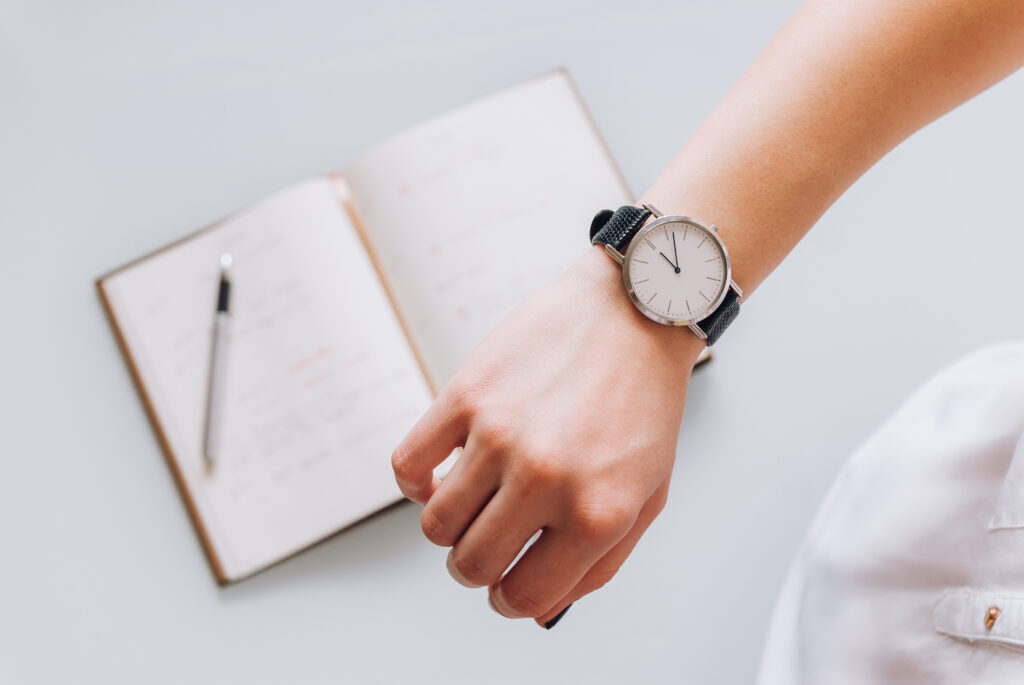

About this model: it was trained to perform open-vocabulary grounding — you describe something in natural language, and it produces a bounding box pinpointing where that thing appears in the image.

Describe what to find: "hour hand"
[659,251,681,273]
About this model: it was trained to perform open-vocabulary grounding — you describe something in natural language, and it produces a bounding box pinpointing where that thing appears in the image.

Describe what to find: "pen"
[202,252,232,469]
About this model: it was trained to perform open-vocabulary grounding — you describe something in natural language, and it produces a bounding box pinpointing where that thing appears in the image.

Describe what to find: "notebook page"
[344,71,633,390]
[101,178,431,580]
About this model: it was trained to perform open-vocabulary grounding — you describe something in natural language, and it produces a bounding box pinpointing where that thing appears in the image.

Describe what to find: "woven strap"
[699,288,740,346]
[589,205,652,251]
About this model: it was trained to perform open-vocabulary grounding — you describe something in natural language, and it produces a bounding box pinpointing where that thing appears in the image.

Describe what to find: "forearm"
[396,0,1024,629]
[641,0,1024,296]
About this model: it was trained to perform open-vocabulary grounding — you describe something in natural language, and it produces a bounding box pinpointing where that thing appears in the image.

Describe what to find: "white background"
[2,1,1023,683]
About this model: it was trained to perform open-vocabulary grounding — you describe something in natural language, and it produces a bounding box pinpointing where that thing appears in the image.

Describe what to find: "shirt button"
[984,606,1000,630]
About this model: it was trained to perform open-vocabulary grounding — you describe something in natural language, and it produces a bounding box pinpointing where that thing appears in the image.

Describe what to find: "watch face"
[623,218,730,325]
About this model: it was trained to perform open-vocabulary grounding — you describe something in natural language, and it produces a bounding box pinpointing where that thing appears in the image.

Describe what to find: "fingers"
[391,389,468,504]
[489,502,638,619]
[445,484,548,588]
[533,485,668,628]
[419,431,501,547]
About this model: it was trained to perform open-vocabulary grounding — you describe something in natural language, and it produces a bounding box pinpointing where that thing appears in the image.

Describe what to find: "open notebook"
[98,70,708,583]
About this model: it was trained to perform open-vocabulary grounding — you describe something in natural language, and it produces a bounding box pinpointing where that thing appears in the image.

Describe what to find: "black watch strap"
[590,205,652,251]
[698,288,740,346]
[590,205,741,346]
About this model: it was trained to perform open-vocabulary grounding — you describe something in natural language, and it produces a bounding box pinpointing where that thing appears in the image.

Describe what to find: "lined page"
[344,71,633,390]
[101,178,432,580]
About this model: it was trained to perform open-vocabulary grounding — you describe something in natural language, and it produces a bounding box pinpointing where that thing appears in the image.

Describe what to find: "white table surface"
[3,2,1023,683]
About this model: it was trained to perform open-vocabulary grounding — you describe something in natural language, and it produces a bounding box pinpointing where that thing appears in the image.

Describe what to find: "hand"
[391,245,704,627]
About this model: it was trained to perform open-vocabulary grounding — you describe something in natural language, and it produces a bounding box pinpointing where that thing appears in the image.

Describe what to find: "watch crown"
[710,224,719,233]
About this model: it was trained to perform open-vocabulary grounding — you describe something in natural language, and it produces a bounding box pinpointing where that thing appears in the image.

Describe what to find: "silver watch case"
[604,204,741,336]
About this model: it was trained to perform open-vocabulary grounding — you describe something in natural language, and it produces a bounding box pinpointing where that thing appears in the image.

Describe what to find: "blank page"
[101,178,432,581]
[344,70,633,390]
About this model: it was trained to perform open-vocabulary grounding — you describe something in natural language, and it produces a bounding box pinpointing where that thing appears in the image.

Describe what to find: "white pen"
[202,253,232,469]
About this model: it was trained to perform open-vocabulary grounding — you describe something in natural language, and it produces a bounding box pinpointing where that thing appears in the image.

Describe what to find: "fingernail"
[543,603,573,630]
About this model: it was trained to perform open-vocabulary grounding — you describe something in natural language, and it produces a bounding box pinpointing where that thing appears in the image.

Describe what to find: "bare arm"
[646,0,1024,296]
[392,0,1024,629]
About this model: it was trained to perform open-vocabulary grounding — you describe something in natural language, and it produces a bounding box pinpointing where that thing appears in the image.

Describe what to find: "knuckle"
[650,487,669,515]
[586,565,620,592]
[521,454,567,489]
[571,499,637,544]
[444,377,476,421]
[420,507,453,546]
[499,585,546,617]
[516,436,568,489]
[472,412,515,453]
[450,551,491,587]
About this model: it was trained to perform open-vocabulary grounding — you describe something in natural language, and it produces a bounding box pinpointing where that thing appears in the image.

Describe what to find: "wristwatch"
[590,204,742,345]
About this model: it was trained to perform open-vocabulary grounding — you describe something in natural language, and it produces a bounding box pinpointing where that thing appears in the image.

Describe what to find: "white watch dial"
[625,219,728,324]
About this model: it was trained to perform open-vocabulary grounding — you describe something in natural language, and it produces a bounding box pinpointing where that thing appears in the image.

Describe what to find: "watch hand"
[659,251,681,273]
[672,232,680,269]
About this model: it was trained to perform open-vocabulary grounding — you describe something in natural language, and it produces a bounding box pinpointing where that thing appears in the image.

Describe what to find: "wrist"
[570,245,707,368]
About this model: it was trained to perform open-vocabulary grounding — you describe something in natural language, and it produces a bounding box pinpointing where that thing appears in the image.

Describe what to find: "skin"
[391,0,1024,628]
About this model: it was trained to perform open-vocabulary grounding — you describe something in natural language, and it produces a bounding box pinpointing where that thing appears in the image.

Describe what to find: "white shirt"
[757,343,1024,683]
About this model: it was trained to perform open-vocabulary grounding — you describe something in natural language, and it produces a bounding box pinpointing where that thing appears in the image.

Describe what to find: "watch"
[589,204,742,345]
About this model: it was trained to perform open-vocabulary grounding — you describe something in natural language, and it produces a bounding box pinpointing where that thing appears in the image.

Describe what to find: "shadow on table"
[217,497,423,601]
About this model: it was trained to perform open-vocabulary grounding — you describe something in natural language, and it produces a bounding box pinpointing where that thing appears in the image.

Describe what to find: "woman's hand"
[391,245,704,627]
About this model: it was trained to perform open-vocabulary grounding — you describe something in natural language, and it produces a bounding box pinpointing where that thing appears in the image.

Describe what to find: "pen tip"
[219,252,233,271]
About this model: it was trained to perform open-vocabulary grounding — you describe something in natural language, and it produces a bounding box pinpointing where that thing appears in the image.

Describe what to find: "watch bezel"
[621,215,733,327]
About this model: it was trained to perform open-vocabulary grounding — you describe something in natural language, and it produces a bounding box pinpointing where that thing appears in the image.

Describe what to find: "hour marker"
[683,226,688,240]
[646,292,657,304]
[667,299,672,314]
[706,276,720,281]
[697,236,708,248]
[644,239,656,249]
[705,256,720,262]
[686,300,692,315]
[698,290,710,301]
[635,259,648,264]
[634,278,649,284]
